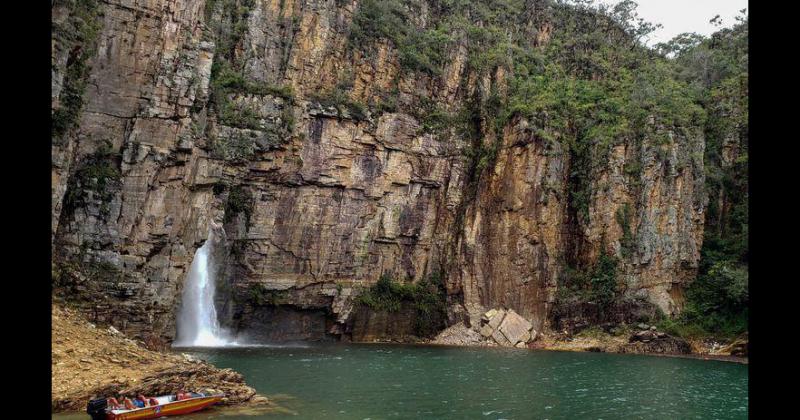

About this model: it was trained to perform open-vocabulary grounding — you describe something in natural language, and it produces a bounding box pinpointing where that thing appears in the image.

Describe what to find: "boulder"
[480,324,494,338]
[432,323,486,346]
[487,310,507,330]
[482,309,499,323]
[492,328,512,346]
[630,330,657,343]
[722,335,748,357]
[498,310,533,345]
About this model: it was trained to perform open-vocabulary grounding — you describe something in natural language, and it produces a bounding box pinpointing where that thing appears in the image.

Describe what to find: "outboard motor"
[87,398,108,420]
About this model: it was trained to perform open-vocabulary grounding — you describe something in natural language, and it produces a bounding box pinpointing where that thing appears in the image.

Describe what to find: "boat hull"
[107,396,222,420]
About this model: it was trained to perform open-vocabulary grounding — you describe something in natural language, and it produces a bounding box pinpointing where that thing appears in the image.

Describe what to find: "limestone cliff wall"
[449,116,704,333]
[52,0,706,342]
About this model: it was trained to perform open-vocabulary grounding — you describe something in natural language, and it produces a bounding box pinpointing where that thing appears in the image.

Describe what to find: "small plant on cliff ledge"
[412,271,448,337]
[557,250,621,310]
[211,60,295,102]
[615,203,635,257]
[62,141,122,217]
[308,89,368,121]
[218,100,263,130]
[356,273,412,312]
[210,130,256,162]
[224,185,254,225]
[356,271,447,337]
[248,283,289,306]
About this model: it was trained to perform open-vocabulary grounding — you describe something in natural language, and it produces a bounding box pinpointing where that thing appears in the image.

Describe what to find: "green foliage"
[373,89,400,115]
[217,100,262,130]
[615,203,634,257]
[309,89,368,121]
[399,26,451,75]
[557,250,620,309]
[209,60,296,134]
[205,1,295,140]
[53,255,124,296]
[247,283,289,305]
[356,271,447,337]
[52,0,103,141]
[348,0,410,48]
[682,261,748,333]
[224,185,254,225]
[411,271,448,336]
[356,273,413,312]
[654,315,708,340]
[661,13,748,339]
[204,0,256,64]
[212,182,227,195]
[62,141,122,217]
[211,60,295,101]
[589,250,619,307]
[349,0,450,76]
[411,97,456,134]
[210,131,256,161]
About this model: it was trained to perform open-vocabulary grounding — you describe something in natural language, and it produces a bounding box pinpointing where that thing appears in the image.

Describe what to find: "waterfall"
[174,226,232,347]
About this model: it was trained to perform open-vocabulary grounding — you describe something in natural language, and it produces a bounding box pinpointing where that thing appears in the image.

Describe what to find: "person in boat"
[176,391,190,401]
[148,396,159,406]
[123,397,136,410]
[136,394,149,407]
[107,397,123,410]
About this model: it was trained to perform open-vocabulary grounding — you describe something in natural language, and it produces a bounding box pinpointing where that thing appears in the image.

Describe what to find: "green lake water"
[54,343,748,419]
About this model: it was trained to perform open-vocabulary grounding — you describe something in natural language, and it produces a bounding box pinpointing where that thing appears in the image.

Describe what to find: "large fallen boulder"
[479,308,536,348]
[499,310,533,344]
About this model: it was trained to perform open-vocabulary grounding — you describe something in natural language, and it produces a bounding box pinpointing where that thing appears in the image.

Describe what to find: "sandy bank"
[51,304,270,413]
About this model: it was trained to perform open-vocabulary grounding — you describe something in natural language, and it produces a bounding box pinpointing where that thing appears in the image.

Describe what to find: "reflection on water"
[54,343,748,420]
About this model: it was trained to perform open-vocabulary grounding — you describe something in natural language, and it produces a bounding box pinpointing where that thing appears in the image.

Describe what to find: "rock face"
[721,334,748,357]
[623,330,692,354]
[52,0,707,343]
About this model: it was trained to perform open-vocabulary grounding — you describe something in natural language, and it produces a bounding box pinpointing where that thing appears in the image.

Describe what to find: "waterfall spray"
[174,225,231,347]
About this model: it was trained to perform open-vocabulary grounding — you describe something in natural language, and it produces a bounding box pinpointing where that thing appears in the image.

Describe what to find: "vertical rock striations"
[52,0,712,343]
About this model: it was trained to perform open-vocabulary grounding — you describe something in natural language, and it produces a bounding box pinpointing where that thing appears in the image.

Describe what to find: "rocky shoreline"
[52,301,746,414]
[51,304,270,413]
[421,308,748,363]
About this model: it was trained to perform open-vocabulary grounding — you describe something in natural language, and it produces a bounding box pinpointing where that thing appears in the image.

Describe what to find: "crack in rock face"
[51,0,708,344]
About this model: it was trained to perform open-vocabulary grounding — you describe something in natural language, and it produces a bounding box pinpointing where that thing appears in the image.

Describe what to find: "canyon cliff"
[52,0,730,345]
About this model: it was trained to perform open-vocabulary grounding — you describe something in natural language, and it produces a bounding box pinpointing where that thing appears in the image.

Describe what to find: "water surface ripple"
[55,343,748,419]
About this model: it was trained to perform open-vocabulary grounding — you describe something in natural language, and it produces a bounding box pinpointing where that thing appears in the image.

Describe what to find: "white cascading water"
[174,226,231,347]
